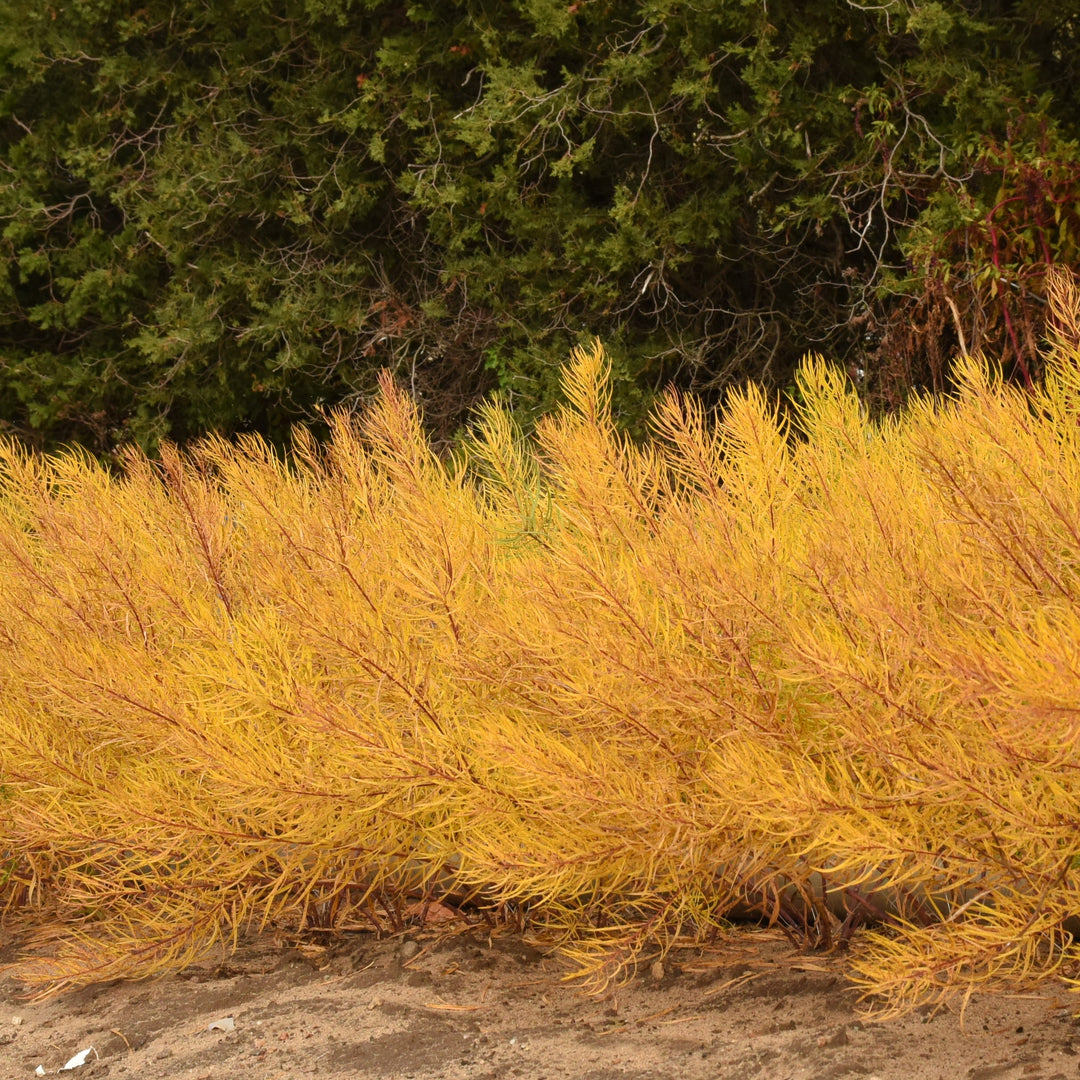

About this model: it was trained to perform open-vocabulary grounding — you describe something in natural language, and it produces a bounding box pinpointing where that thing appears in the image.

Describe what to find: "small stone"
[11,1017,22,1026]
[650,960,665,981]
[399,939,420,961]
[816,1027,849,1049]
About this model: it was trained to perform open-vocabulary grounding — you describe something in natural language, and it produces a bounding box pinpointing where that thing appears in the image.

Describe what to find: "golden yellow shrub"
[3,282,1080,1012]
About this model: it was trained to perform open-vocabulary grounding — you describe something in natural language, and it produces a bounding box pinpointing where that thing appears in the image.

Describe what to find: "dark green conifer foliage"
[1,0,1077,453]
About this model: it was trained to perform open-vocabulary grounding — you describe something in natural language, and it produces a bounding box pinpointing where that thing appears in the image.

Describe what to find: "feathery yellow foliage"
[3,287,1080,1013]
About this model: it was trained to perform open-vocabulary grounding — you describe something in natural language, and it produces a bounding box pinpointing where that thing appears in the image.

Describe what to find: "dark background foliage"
[1,0,1077,454]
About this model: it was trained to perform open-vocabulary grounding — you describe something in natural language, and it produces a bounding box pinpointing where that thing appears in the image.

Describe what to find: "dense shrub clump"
[3,276,1080,1012]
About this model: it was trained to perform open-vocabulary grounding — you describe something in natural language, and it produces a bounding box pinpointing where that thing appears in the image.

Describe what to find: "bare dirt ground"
[4,922,1080,1080]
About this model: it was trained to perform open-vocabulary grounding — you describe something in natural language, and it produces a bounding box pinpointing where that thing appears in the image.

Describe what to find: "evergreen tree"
[1,0,1077,453]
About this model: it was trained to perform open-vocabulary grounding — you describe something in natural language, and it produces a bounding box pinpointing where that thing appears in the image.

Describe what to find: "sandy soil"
[3,923,1080,1080]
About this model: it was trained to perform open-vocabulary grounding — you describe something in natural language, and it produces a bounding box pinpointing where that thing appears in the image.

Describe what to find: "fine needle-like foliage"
[3,276,1080,1013]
